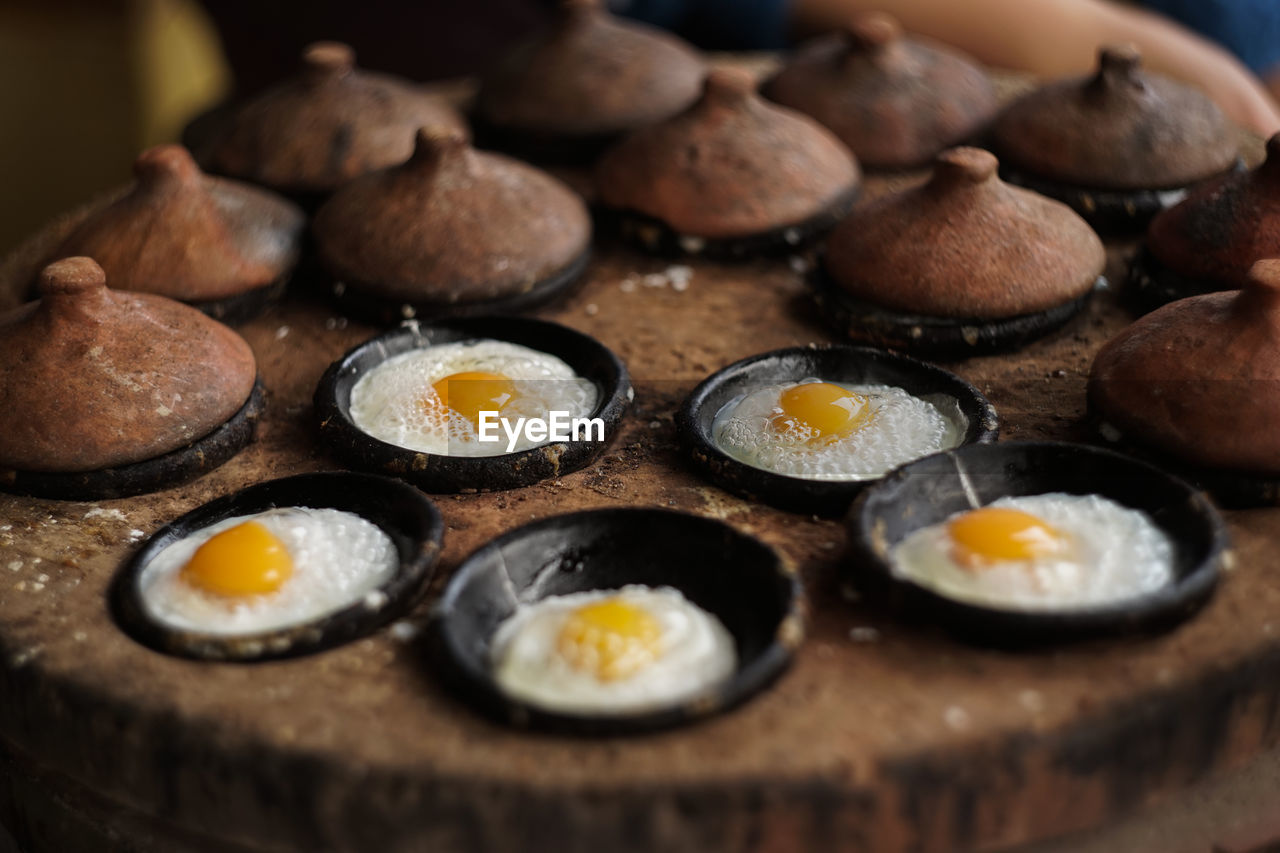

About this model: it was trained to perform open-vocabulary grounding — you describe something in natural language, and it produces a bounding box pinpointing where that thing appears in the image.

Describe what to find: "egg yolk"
[948,507,1067,568]
[774,382,874,440]
[556,598,663,682]
[180,521,293,597]
[429,371,516,426]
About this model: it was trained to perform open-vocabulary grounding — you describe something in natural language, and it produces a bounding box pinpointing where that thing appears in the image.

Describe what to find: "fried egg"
[348,339,598,457]
[889,493,1175,610]
[139,507,399,634]
[712,379,962,481]
[490,585,737,714]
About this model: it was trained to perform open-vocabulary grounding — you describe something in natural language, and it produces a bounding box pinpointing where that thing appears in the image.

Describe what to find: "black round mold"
[188,275,291,325]
[1091,411,1280,509]
[325,247,591,326]
[0,381,265,502]
[998,159,1245,236]
[810,262,1101,360]
[846,440,1227,645]
[677,345,999,517]
[597,184,859,260]
[470,114,619,165]
[1124,244,1228,316]
[431,507,804,735]
[313,316,632,493]
[110,471,444,662]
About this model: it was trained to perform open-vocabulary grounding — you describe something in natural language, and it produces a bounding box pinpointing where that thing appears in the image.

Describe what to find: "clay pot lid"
[991,46,1238,190]
[823,147,1105,318]
[1090,258,1280,474]
[474,0,704,140]
[0,258,257,474]
[594,68,861,239]
[1146,133,1280,286]
[761,13,997,169]
[49,145,304,304]
[204,42,467,195]
[312,129,591,307]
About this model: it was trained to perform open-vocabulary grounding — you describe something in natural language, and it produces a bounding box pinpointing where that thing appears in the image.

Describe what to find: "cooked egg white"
[348,339,598,457]
[712,379,962,481]
[889,493,1175,610]
[139,507,399,634]
[490,585,737,715]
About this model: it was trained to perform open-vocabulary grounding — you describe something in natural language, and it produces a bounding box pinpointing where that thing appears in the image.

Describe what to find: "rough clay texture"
[475,1,704,136]
[595,68,861,238]
[312,130,591,304]
[1090,260,1280,473]
[205,42,467,194]
[762,14,997,169]
[992,47,1238,190]
[45,146,304,302]
[0,70,1276,853]
[0,258,256,472]
[1146,134,1280,288]
[824,147,1105,318]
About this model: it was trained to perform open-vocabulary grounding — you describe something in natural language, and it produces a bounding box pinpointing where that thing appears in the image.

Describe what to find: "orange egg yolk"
[556,598,663,682]
[429,371,516,426]
[947,507,1067,569]
[775,382,873,439]
[180,521,293,597]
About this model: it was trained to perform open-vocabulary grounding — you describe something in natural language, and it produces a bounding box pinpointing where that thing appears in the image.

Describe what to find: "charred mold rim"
[0,381,265,502]
[187,275,291,325]
[597,184,860,260]
[810,263,1102,360]
[1124,245,1233,317]
[109,471,444,662]
[313,316,632,493]
[469,113,623,166]
[997,159,1246,235]
[324,247,592,326]
[431,506,803,735]
[677,344,999,517]
[846,440,1227,645]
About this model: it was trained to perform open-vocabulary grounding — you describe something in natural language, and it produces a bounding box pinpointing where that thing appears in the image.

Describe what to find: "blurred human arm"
[792,0,1280,134]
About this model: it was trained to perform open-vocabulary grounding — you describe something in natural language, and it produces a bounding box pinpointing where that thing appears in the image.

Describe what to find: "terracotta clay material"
[761,13,997,169]
[36,145,304,322]
[1130,133,1280,311]
[200,42,467,199]
[991,46,1239,231]
[312,129,592,323]
[0,258,258,486]
[816,147,1105,356]
[594,67,861,257]
[1090,259,1280,500]
[472,0,705,163]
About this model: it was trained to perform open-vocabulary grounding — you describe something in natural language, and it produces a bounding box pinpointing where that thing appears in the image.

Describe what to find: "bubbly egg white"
[139,507,399,634]
[348,340,598,457]
[490,585,737,715]
[890,493,1175,610]
[711,380,961,481]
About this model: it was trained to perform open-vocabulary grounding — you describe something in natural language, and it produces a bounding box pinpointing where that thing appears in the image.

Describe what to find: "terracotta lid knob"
[929,146,1000,189]
[1246,258,1280,292]
[132,144,201,187]
[408,127,472,172]
[39,256,106,297]
[303,41,356,83]
[844,12,902,51]
[702,68,757,107]
[1090,45,1145,94]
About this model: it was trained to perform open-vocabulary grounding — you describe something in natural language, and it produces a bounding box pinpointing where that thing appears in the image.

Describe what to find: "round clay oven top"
[204,42,466,195]
[1146,134,1280,287]
[49,145,304,303]
[312,129,591,304]
[823,147,1105,318]
[594,68,861,239]
[761,13,997,169]
[1089,258,1280,474]
[0,258,257,473]
[991,46,1238,190]
[474,0,704,138]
